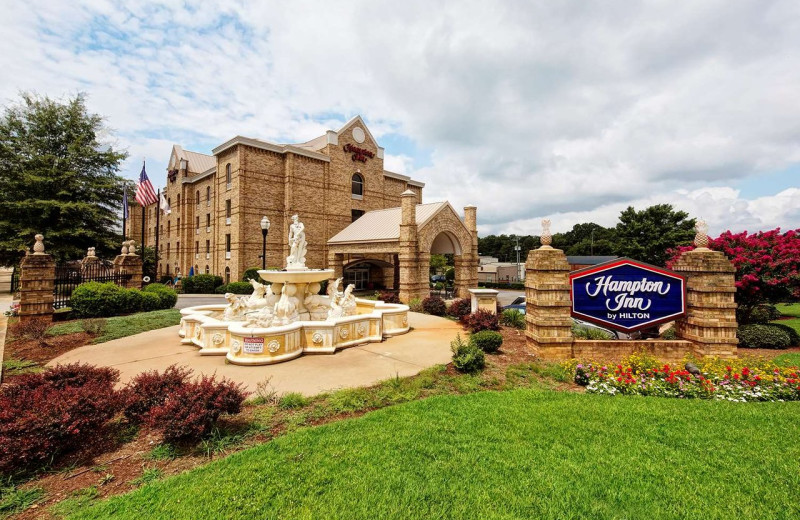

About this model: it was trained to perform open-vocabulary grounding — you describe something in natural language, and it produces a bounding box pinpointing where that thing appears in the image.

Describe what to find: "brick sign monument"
[525,220,738,361]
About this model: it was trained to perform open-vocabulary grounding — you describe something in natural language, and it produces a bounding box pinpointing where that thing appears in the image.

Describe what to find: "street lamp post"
[260,216,270,270]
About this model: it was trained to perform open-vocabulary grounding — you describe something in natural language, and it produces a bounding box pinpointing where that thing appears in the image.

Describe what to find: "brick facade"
[126,117,424,282]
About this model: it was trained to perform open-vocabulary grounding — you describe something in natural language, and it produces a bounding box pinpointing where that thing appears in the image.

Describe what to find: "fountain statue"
[286,214,307,270]
[179,213,410,365]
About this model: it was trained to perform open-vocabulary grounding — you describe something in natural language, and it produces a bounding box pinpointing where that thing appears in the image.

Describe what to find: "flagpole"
[155,188,161,277]
[122,186,127,240]
[141,161,146,253]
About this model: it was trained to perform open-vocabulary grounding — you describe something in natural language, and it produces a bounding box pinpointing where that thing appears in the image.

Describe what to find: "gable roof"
[171,145,216,174]
[328,201,458,244]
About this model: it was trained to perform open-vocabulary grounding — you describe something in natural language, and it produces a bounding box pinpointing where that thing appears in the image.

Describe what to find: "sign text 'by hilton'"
[570,259,686,332]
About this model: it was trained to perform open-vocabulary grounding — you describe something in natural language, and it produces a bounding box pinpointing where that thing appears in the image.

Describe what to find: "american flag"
[135,162,158,206]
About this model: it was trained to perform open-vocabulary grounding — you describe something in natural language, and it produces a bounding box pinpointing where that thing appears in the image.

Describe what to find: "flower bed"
[567,354,800,402]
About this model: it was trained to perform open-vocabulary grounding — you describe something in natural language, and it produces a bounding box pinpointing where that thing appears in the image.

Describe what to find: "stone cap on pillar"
[401,189,416,198]
[32,234,46,255]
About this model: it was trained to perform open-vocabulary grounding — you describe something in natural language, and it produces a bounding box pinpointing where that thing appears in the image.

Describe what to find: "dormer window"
[351,172,363,199]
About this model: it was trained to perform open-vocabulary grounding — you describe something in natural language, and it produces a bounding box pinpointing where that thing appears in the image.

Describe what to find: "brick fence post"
[19,234,55,323]
[114,240,143,290]
[525,223,574,360]
[671,247,738,358]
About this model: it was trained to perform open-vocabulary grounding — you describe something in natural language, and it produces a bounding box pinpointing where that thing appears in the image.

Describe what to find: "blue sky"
[1,1,798,236]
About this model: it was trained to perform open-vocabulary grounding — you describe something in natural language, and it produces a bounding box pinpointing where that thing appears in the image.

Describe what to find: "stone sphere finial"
[33,234,45,255]
[121,241,129,255]
[694,219,710,249]
[127,240,137,255]
[540,219,552,248]
[87,247,96,258]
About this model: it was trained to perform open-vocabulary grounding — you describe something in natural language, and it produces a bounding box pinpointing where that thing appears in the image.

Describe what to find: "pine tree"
[0,93,128,265]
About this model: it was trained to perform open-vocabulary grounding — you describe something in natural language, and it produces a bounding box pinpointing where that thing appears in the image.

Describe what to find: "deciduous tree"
[614,204,695,266]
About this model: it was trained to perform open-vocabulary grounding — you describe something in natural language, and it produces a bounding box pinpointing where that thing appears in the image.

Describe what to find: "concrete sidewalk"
[48,312,462,396]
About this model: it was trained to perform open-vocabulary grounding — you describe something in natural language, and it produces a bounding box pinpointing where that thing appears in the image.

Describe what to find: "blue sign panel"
[570,259,686,332]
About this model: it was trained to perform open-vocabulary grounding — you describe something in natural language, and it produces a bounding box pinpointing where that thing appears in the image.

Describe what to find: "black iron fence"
[53,262,131,309]
[9,267,19,294]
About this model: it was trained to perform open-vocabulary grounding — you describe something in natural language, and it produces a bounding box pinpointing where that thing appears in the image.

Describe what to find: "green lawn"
[774,352,800,367]
[70,390,800,520]
[776,303,800,318]
[48,309,181,344]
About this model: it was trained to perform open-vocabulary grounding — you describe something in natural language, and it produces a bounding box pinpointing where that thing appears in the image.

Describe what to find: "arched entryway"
[343,258,395,291]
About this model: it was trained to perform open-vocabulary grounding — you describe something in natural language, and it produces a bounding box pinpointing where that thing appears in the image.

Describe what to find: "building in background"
[127,117,424,284]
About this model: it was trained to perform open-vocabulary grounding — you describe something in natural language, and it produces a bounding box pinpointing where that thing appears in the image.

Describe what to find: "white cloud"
[1,1,799,235]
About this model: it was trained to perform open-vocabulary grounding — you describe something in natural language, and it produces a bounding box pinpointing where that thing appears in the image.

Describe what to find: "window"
[168,197,171,208]
[196,190,200,205]
[225,199,231,219]
[206,186,211,206]
[226,163,231,187]
[177,218,180,231]
[225,234,231,252]
[195,216,199,231]
[206,214,210,229]
[176,241,180,255]
[352,209,365,222]
[167,221,170,237]
[205,240,210,253]
[351,173,364,198]
[177,194,180,206]
[195,241,199,254]
[205,265,209,274]
[225,266,230,284]
[167,243,170,255]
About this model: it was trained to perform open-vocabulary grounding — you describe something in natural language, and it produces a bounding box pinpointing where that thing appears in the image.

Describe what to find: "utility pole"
[514,236,521,282]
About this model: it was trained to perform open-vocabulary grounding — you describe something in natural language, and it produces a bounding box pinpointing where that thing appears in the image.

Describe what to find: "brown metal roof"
[328,202,448,244]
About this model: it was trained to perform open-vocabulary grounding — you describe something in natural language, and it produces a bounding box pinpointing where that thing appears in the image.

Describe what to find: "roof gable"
[328,202,448,244]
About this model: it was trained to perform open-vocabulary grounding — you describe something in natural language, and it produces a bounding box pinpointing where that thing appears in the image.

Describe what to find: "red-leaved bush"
[122,365,194,423]
[668,228,800,322]
[460,309,500,333]
[145,375,247,442]
[422,296,447,316]
[447,298,472,320]
[378,291,401,304]
[0,364,121,474]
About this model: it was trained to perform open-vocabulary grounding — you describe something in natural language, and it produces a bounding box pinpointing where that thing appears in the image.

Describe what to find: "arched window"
[226,164,231,186]
[351,173,363,198]
[206,186,211,206]
[225,266,231,284]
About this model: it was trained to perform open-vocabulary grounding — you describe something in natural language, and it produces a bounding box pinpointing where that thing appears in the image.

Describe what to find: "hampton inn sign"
[570,259,687,332]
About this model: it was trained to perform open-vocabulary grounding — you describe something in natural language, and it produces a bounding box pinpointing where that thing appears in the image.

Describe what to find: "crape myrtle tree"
[0,93,128,265]
[668,228,800,323]
[614,204,696,266]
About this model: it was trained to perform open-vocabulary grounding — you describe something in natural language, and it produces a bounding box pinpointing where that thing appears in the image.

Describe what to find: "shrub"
[145,375,247,442]
[81,318,107,336]
[422,296,446,316]
[471,330,503,353]
[0,364,121,474]
[379,291,401,304]
[461,309,500,333]
[661,326,677,340]
[122,365,194,423]
[70,282,124,317]
[571,323,614,340]
[450,334,485,373]
[746,304,783,324]
[222,282,253,295]
[138,291,162,312]
[447,298,472,320]
[159,275,173,285]
[737,324,792,349]
[500,309,525,329]
[8,317,50,343]
[143,283,178,309]
[241,267,261,282]
[770,322,800,346]
[181,275,223,294]
[408,298,423,313]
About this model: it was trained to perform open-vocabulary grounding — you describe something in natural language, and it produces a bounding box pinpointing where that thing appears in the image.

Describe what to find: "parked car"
[430,274,446,283]
[502,297,638,339]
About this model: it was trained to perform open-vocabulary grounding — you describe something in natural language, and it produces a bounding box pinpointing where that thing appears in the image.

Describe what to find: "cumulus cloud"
[1,0,798,234]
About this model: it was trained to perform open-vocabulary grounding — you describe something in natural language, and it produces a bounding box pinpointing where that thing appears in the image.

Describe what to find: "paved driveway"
[48,312,462,396]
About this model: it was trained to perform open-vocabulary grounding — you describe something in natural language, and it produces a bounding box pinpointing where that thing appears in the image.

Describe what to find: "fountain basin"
[179,298,410,365]
[257,268,334,285]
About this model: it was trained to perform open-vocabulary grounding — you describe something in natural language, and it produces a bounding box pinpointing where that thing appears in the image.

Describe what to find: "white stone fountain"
[178,215,410,365]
